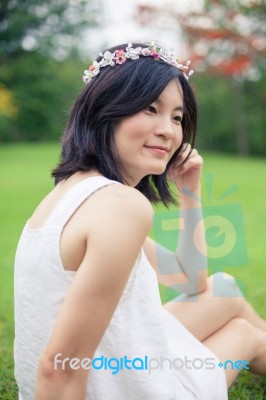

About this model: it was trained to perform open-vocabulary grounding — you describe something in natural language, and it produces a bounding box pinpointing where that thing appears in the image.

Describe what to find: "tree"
[178,0,266,155]
[0,0,100,60]
[0,52,87,141]
[0,0,101,141]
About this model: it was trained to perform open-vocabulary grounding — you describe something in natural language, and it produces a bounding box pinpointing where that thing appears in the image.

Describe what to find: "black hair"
[52,42,197,207]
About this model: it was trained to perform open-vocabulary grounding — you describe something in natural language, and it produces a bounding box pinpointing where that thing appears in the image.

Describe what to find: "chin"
[147,166,167,176]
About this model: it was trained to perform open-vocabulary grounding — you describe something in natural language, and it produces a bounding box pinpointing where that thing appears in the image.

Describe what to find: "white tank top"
[14,176,227,400]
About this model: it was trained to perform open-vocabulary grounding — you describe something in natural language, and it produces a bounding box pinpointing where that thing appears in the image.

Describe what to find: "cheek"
[115,123,143,157]
[174,126,183,147]
[127,117,148,139]
[118,118,148,144]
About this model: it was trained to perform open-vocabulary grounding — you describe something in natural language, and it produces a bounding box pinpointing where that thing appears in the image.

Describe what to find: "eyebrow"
[154,98,184,113]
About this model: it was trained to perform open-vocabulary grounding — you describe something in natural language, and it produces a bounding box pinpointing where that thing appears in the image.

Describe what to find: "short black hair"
[52,42,197,207]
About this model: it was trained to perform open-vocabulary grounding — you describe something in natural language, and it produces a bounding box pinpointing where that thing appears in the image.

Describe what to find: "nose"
[154,115,175,139]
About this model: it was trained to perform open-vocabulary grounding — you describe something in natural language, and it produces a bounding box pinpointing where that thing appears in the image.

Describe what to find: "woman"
[14,42,266,400]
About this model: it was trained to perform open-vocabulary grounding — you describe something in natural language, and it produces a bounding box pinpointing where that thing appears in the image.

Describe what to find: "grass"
[0,143,266,399]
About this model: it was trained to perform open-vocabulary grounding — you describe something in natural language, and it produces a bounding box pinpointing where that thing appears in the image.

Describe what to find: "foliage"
[0,0,100,141]
[176,1,266,155]
[0,0,100,59]
[181,0,266,79]
[0,52,85,141]
[193,72,266,155]
[0,84,18,117]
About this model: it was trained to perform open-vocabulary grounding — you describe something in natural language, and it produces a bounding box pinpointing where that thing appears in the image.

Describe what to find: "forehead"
[156,79,183,106]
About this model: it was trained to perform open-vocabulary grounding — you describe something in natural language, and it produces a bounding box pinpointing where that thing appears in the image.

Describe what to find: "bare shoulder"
[86,183,154,227]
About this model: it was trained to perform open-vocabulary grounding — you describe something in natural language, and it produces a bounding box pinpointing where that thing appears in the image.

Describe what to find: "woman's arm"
[36,185,153,400]
[144,145,208,295]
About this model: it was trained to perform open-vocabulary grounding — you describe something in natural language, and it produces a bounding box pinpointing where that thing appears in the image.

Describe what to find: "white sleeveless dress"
[14,176,228,399]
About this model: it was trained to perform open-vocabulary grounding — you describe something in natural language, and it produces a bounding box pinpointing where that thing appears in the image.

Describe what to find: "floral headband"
[82,42,194,84]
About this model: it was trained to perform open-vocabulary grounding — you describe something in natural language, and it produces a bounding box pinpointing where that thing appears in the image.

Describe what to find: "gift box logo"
[199,204,247,267]
[152,173,248,296]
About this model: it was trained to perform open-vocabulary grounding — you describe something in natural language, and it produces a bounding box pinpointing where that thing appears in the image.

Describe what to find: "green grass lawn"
[0,143,266,399]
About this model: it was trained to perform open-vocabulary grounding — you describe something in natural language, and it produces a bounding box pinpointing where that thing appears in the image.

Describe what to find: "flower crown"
[82,42,194,84]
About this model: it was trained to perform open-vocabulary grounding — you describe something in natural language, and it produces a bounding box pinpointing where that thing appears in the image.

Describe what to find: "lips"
[144,145,170,152]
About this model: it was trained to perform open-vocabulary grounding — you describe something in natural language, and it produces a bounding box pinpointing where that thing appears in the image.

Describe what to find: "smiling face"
[114,79,184,186]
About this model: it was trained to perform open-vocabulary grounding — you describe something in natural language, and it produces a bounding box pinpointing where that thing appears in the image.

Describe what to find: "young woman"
[14,42,266,400]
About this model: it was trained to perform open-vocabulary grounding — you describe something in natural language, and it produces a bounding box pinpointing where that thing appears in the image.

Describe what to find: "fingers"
[168,143,203,182]
[171,143,202,170]
[177,153,203,175]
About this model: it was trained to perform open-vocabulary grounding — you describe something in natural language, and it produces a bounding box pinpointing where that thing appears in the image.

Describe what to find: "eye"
[146,105,157,114]
[173,115,182,124]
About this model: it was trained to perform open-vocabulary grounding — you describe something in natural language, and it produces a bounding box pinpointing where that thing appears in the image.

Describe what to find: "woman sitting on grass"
[14,41,266,400]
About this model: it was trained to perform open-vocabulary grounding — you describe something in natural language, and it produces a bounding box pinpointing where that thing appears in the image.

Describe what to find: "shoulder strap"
[44,176,121,229]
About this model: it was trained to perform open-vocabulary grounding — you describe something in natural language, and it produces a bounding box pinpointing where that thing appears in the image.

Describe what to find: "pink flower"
[148,46,159,59]
[114,49,127,64]
[151,51,160,60]
[89,65,96,71]
[141,48,151,56]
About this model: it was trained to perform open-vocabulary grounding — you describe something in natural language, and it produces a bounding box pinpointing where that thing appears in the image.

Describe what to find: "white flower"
[103,51,114,60]
[129,53,140,60]
[126,43,142,58]
[101,51,116,65]
[126,43,133,52]
[127,46,142,60]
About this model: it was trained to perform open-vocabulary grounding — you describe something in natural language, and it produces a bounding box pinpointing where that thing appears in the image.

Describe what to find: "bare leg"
[202,317,266,387]
[163,272,266,341]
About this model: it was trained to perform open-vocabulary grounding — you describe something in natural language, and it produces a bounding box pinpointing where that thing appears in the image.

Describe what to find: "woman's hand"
[167,144,208,292]
[167,143,203,194]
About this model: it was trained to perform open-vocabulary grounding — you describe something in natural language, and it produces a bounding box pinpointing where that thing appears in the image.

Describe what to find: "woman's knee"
[227,317,264,351]
[205,272,244,315]
[208,272,243,297]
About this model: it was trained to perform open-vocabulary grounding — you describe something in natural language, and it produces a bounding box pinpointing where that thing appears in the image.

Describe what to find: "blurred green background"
[1,0,266,398]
